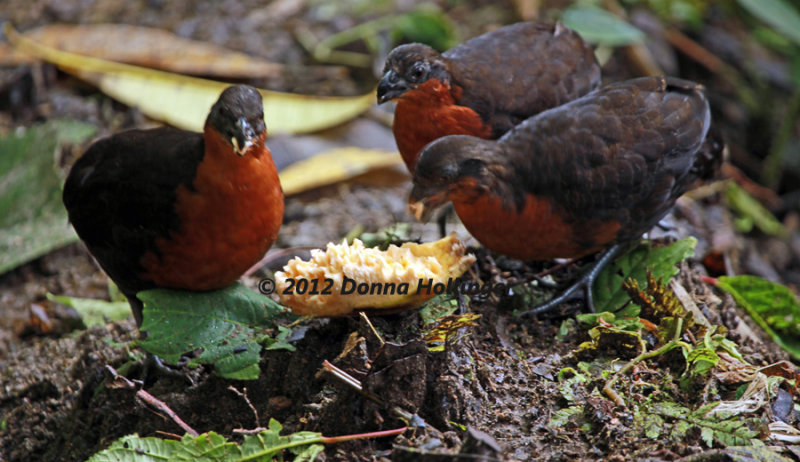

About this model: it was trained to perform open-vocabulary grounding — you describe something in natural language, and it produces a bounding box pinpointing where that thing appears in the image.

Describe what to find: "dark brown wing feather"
[62,127,204,298]
[505,76,713,241]
[445,22,601,137]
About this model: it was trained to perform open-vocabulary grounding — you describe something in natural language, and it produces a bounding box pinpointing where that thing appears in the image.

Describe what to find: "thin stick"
[321,360,384,405]
[229,386,260,428]
[105,365,199,437]
[359,312,385,345]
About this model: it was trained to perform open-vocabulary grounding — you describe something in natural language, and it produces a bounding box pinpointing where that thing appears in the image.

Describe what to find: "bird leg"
[435,204,456,238]
[519,244,628,317]
[126,293,145,327]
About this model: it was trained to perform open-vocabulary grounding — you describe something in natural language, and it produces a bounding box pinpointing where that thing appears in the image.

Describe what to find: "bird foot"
[518,244,627,317]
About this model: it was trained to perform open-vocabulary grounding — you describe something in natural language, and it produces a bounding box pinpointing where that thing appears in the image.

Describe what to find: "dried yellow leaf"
[276,234,475,316]
[279,147,405,196]
[4,23,374,135]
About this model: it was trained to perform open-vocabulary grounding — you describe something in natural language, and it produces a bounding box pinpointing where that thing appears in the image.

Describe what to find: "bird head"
[409,135,507,221]
[377,44,450,104]
[207,85,267,157]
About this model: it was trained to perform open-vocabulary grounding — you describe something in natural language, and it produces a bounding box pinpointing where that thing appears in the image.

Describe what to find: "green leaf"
[548,405,584,428]
[136,283,287,380]
[685,346,720,377]
[737,0,800,46]
[418,293,459,326]
[724,182,787,237]
[562,5,646,46]
[556,318,577,342]
[0,119,96,274]
[46,293,131,326]
[240,419,324,461]
[715,275,800,360]
[587,324,645,359]
[175,432,238,460]
[263,325,296,352]
[392,7,458,51]
[594,238,697,314]
[87,423,325,461]
[358,222,411,249]
[577,311,643,332]
[86,433,182,461]
[646,401,765,447]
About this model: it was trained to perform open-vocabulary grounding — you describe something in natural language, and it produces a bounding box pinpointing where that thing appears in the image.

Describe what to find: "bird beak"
[377,71,409,104]
[408,187,448,222]
[231,117,258,157]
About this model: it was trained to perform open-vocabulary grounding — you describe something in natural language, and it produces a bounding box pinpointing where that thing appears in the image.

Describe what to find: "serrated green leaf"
[562,5,646,46]
[136,283,286,380]
[46,292,131,326]
[715,275,800,360]
[240,419,323,460]
[87,421,326,461]
[175,432,237,461]
[724,182,787,237]
[647,401,765,448]
[737,0,800,46]
[86,433,182,461]
[0,119,96,274]
[594,238,697,314]
[700,426,715,447]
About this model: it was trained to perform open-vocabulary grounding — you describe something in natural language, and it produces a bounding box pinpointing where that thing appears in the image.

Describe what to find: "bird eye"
[409,62,429,82]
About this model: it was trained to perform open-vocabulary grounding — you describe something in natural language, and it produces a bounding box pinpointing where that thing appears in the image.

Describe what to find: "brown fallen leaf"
[22,24,284,79]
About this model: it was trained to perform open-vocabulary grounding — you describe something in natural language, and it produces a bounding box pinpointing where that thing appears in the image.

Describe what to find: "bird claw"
[518,244,626,317]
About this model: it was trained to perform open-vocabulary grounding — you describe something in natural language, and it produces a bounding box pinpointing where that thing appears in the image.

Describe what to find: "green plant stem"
[603,317,687,406]
[239,427,407,461]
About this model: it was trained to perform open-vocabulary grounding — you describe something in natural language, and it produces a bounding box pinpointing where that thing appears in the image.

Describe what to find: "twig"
[359,312,385,345]
[319,426,407,444]
[320,361,431,431]
[154,431,183,440]
[321,360,384,405]
[104,365,199,437]
[228,386,260,428]
[234,426,407,443]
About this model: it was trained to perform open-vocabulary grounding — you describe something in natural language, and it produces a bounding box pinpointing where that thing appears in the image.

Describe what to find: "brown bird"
[409,76,722,314]
[63,85,284,325]
[377,21,601,173]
